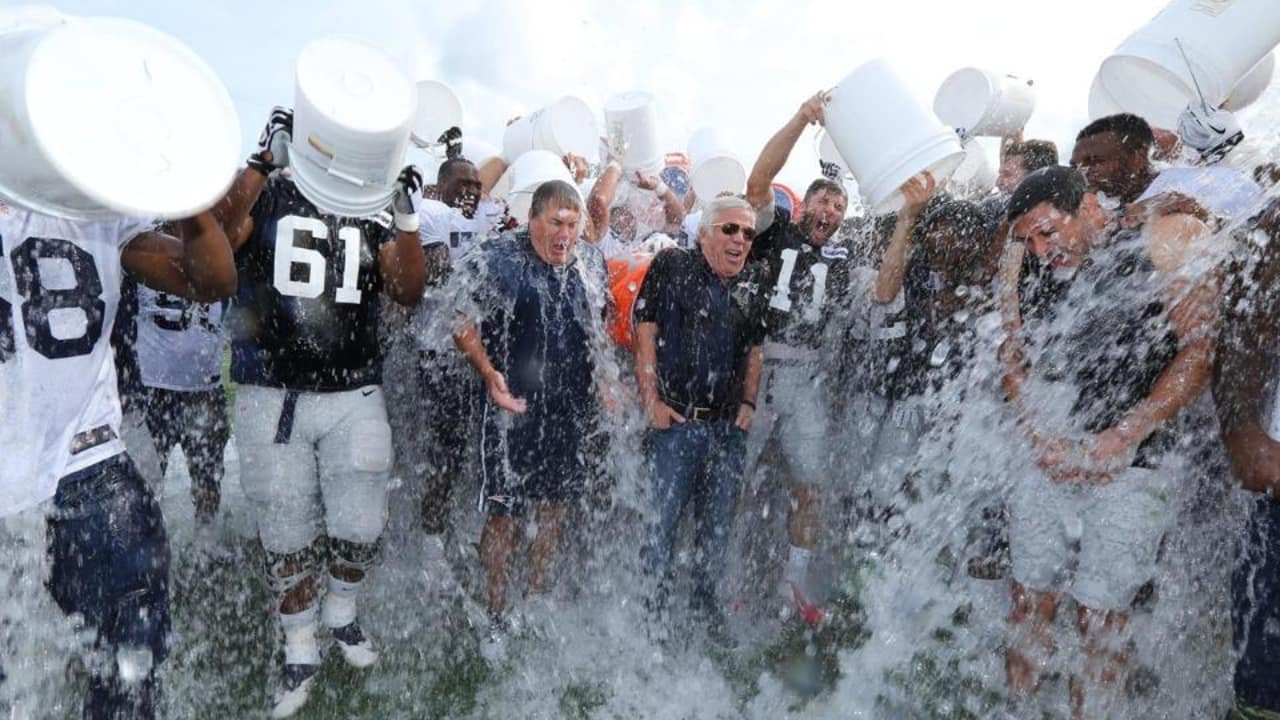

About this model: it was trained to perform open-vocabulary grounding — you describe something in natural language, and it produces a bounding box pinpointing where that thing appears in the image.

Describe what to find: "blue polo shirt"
[469,230,608,426]
[634,247,769,411]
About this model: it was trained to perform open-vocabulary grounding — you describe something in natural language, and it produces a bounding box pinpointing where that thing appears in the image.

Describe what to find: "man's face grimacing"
[699,206,756,279]
[441,164,482,219]
[1010,195,1104,269]
[801,188,847,244]
[529,202,582,266]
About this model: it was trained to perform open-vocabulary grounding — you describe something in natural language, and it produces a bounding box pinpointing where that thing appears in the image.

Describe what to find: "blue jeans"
[641,420,745,613]
[47,453,170,720]
[1234,494,1280,712]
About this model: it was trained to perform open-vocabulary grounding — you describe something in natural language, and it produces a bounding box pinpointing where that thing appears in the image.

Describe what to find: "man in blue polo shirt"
[453,179,609,662]
[634,195,770,639]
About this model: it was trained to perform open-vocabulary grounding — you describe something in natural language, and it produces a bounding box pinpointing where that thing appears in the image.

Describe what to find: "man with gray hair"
[634,195,769,639]
[454,180,610,662]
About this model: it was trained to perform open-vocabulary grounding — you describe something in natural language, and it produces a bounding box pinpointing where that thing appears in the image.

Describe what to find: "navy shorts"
[1233,494,1280,712]
[479,403,599,517]
[47,453,171,660]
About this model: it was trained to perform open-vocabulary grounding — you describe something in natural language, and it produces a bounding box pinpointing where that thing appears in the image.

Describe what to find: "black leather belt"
[664,398,735,422]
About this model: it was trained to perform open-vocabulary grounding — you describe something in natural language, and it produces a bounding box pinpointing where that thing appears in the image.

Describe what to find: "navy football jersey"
[232,176,394,391]
[751,206,854,350]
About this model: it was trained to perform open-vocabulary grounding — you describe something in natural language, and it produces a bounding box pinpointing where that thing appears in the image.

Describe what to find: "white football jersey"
[0,204,153,516]
[135,285,225,391]
[412,198,503,352]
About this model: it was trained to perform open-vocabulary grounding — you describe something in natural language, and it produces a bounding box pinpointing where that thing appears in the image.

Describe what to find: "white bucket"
[825,58,965,212]
[1092,0,1280,128]
[933,68,1036,138]
[0,13,241,220]
[410,80,463,148]
[604,91,662,173]
[686,127,746,200]
[502,96,599,164]
[1223,52,1275,111]
[290,37,417,218]
[0,4,62,35]
[501,150,581,225]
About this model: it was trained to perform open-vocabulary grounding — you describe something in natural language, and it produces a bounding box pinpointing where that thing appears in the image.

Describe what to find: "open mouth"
[725,246,744,260]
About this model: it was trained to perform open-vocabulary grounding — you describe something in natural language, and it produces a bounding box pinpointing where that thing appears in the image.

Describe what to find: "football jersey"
[0,204,154,515]
[232,176,394,391]
[135,284,225,391]
[752,206,855,350]
[412,197,502,353]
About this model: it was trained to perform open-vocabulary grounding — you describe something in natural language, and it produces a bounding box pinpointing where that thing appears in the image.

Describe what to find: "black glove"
[247,106,293,176]
[393,165,424,232]
[437,126,463,160]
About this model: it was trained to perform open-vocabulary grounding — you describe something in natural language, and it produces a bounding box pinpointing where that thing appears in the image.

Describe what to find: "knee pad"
[264,540,324,596]
[328,537,382,576]
[350,419,393,474]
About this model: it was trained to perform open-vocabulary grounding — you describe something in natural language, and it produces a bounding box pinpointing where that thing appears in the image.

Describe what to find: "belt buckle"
[689,406,713,421]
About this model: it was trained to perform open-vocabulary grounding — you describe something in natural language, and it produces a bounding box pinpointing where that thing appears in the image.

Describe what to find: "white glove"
[247,106,292,175]
[392,165,423,233]
[1177,104,1243,162]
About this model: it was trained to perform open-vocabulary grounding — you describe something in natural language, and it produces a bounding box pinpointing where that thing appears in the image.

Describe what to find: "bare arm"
[746,92,826,209]
[735,344,764,431]
[455,318,526,414]
[211,167,268,252]
[378,229,426,307]
[873,173,936,303]
[586,162,623,245]
[478,156,509,197]
[122,211,237,302]
[996,240,1028,403]
[635,321,684,428]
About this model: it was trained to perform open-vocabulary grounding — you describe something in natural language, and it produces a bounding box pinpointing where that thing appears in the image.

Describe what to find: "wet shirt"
[135,284,226,391]
[634,247,769,410]
[413,197,503,352]
[751,206,855,350]
[231,176,394,391]
[469,231,608,422]
[1018,228,1180,464]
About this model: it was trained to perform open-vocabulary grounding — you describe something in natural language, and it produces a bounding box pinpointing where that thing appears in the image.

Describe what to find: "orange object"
[607,253,653,350]
[773,182,802,220]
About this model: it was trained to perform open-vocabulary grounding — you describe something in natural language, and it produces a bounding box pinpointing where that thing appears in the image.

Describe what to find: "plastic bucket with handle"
[410,80,463,148]
[604,91,662,174]
[501,150,581,225]
[933,68,1035,138]
[503,96,599,164]
[1091,0,1280,128]
[687,127,746,200]
[0,9,241,220]
[290,36,417,218]
[825,58,964,212]
[1223,52,1275,111]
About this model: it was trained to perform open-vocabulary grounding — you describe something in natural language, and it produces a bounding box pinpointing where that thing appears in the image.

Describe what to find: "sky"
[23,0,1194,198]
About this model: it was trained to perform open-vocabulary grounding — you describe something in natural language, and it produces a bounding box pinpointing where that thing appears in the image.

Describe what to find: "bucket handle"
[1174,38,1212,113]
[325,164,368,187]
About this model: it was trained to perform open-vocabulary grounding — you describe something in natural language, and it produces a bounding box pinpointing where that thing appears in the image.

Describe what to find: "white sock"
[321,575,362,629]
[785,545,812,583]
[280,606,320,666]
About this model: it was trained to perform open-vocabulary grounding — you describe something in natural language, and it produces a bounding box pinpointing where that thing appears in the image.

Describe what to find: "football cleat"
[271,663,319,719]
[331,622,378,669]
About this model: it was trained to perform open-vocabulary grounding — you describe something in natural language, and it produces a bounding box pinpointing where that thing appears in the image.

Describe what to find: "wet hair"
[802,178,848,203]
[1006,166,1088,223]
[436,157,476,186]
[1075,113,1154,153]
[918,200,991,245]
[530,180,583,219]
[698,195,755,235]
[1006,140,1059,174]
